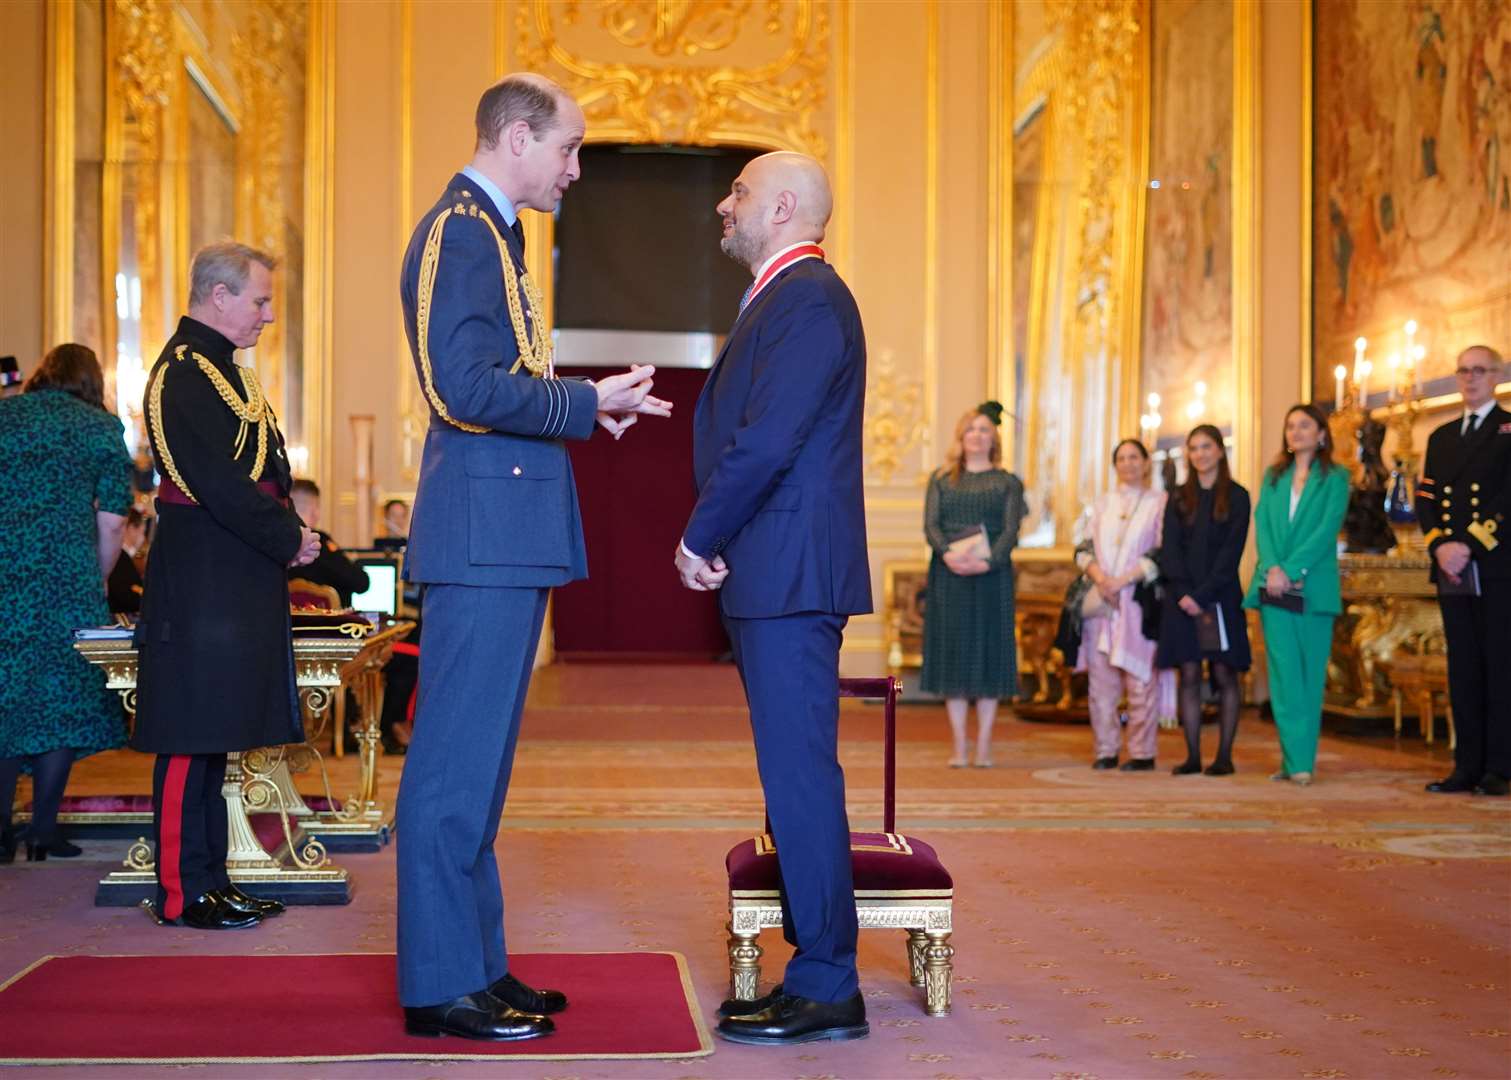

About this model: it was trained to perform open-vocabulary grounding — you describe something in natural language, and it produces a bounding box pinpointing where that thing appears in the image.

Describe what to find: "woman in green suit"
[1244,403,1350,786]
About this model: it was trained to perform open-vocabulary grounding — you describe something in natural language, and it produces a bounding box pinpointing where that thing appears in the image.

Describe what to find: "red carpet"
[0,952,711,1064]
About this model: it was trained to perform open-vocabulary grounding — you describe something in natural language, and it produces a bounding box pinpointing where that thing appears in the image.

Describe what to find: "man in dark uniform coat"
[1418,345,1511,797]
[289,479,370,607]
[395,73,670,1041]
[674,152,873,1045]
[136,241,320,928]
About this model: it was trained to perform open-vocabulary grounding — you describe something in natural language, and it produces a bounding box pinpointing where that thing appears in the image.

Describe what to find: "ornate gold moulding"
[74,621,413,907]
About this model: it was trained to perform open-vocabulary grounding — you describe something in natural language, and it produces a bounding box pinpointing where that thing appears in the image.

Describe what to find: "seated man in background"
[107,507,150,615]
[288,479,370,608]
[381,498,410,544]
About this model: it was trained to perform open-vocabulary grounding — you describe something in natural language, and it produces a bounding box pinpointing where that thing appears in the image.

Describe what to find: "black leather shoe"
[488,972,567,1014]
[404,991,554,1040]
[719,982,784,1018]
[1119,758,1155,772]
[1426,774,1476,793]
[0,827,16,864]
[152,891,262,930]
[1204,759,1234,776]
[1171,759,1202,775]
[715,991,869,1045]
[1474,774,1509,797]
[1093,756,1119,770]
[220,884,285,917]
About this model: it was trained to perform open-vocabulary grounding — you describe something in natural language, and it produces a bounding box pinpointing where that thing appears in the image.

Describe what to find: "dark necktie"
[510,218,525,255]
[1464,412,1480,437]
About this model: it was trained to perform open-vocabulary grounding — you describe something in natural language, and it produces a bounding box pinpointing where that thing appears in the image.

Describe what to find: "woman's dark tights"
[0,749,75,842]
[1178,661,1240,766]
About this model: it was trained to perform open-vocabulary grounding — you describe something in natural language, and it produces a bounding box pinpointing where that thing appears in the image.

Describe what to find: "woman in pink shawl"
[1075,439,1177,770]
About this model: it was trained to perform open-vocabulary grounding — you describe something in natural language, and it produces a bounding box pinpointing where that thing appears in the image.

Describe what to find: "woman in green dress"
[0,345,133,861]
[921,401,1028,767]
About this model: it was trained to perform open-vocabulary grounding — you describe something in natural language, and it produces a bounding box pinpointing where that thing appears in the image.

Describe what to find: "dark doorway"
[550,144,759,660]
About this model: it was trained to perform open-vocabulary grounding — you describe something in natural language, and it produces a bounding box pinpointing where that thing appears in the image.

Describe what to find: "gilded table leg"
[1446,701,1456,752]
[907,929,927,987]
[727,921,763,1002]
[923,930,954,1017]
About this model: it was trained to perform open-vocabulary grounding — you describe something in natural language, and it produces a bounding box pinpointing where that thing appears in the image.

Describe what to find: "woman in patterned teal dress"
[921,402,1028,767]
[0,346,133,861]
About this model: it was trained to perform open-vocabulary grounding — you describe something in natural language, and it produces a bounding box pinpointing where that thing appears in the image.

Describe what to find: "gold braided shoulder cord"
[415,209,488,433]
[474,212,553,377]
[148,347,270,502]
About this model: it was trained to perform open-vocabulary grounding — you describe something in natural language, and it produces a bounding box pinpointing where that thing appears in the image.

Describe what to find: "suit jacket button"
[1472,497,1480,506]
[1444,485,1453,494]
[1442,500,1451,508]
[1471,483,1480,491]
[1445,528,1454,535]
[512,466,522,476]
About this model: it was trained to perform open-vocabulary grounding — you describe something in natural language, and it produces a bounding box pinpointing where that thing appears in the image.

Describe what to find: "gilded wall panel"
[1140,0,1235,449]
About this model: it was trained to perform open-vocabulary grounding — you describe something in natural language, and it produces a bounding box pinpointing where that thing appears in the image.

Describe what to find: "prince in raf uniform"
[136,242,321,930]
[1418,344,1511,798]
[395,73,670,1041]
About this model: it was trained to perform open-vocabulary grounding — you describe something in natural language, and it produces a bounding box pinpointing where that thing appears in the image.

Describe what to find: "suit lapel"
[451,173,525,271]
[1438,407,1501,482]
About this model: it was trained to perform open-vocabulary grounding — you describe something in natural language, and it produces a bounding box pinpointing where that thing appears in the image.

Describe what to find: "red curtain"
[552,366,729,659]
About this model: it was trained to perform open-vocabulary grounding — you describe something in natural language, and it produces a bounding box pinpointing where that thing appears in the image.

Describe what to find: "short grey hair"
[188,241,277,306]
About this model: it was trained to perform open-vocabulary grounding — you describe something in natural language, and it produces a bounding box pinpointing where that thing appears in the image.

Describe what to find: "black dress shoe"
[220,884,285,917]
[1092,756,1119,770]
[718,982,784,1018]
[381,736,408,756]
[1171,759,1202,775]
[1204,759,1235,776]
[404,991,554,1040]
[1119,758,1155,772]
[1474,774,1509,797]
[1426,774,1476,793]
[152,891,262,930]
[488,971,567,1014]
[716,991,869,1045]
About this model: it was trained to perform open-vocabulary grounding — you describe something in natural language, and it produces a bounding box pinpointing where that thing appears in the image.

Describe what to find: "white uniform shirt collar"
[461,165,518,227]
[1463,398,1496,433]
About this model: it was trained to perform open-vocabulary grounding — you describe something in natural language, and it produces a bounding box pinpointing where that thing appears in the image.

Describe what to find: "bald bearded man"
[675,151,872,1045]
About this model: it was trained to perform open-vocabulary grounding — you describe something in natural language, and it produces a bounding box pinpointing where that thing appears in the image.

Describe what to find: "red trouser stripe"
[160,755,191,919]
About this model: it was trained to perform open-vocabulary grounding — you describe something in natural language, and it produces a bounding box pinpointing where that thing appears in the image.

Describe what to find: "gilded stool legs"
[923,930,954,1016]
[727,920,763,1002]
[906,929,927,987]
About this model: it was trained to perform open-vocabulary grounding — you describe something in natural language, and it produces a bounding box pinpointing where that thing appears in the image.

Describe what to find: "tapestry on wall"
[1313,0,1511,403]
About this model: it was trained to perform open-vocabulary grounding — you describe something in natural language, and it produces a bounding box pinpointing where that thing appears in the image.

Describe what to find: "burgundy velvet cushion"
[49,795,156,814]
[727,832,953,894]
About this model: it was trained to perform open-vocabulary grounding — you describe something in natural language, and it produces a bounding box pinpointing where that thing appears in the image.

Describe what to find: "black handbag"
[1054,573,1092,660]
[1133,579,1163,641]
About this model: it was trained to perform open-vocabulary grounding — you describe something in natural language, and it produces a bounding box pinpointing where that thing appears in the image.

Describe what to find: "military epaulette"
[452,188,482,219]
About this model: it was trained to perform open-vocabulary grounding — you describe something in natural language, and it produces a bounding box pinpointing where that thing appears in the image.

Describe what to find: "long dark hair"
[1265,403,1334,486]
[1175,424,1233,524]
[24,343,106,410]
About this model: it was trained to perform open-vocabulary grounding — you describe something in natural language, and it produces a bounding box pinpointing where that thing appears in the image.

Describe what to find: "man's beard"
[719,222,763,270]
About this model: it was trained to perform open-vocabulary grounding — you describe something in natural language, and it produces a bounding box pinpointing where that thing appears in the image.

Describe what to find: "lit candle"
[1357,360,1372,405]
[1388,353,1401,402]
[1335,364,1347,405]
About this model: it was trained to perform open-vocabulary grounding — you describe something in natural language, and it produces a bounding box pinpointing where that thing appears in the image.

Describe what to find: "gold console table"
[75,619,413,906]
[1329,550,1448,735]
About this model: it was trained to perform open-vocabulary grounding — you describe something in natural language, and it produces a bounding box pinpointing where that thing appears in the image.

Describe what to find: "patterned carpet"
[0,662,1507,1079]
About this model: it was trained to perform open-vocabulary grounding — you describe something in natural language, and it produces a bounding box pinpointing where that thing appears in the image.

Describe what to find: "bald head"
[717,151,834,271]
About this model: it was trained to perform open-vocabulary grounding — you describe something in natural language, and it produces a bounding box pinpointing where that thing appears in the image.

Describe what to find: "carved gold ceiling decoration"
[515,0,829,155]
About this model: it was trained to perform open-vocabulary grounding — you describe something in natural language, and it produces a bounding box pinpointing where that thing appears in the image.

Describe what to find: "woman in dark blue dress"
[1157,424,1251,777]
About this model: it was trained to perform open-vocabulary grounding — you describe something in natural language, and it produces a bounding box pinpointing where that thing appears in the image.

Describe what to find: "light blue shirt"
[460,165,517,227]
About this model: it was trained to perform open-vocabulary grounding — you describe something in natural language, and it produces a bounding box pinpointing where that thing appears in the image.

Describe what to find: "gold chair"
[724,676,956,1016]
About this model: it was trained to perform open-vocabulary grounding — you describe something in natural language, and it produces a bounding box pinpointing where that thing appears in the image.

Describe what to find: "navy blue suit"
[395,174,597,1007]
[687,256,872,1002]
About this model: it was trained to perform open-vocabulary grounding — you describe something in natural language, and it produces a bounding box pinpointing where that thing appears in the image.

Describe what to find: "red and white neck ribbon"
[739,242,825,314]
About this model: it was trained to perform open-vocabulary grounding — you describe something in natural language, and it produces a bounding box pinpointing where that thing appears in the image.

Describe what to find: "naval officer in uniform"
[136,242,321,929]
[395,73,671,1040]
[1418,345,1510,797]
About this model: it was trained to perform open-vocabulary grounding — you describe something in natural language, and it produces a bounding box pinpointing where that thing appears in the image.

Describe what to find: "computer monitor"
[345,550,403,615]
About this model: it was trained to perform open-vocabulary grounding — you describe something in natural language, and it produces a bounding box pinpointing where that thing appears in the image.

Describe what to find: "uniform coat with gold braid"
[1416,402,1511,785]
[134,315,305,755]
[394,174,598,1007]
[134,315,304,922]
